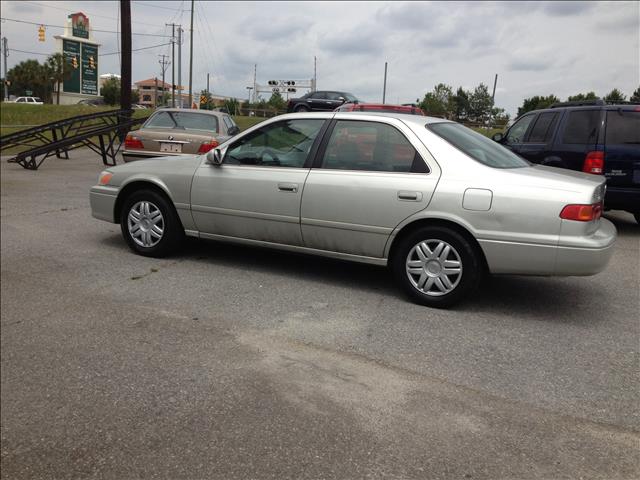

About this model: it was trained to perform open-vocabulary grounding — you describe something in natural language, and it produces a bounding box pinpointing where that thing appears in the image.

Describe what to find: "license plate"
[160,143,182,153]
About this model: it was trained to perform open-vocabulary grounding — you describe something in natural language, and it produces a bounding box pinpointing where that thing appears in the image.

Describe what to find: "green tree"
[223,98,240,115]
[630,86,640,102]
[419,83,453,118]
[491,107,510,127]
[517,95,560,117]
[46,53,71,105]
[468,83,493,123]
[451,87,470,122]
[131,89,140,104]
[267,91,286,111]
[567,91,597,102]
[100,77,120,105]
[199,89,214,110]
[6,59,52,102]
[603,88,627,103]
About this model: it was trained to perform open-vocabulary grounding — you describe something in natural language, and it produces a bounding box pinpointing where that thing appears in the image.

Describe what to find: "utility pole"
[206,73,210,93]
[2,37,8,102]
[166,23,177,107]
[382,61,388,104]
[253,64,257,103]
[491,73,498,104]
[120,0,132,135]
[188,0,194,108]
[313,56,317,92]
[158,54,170,107]
[154,77,158,108]
[177,27,182,107]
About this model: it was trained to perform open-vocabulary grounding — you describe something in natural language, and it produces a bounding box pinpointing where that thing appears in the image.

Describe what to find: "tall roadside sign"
[54,12,100,104]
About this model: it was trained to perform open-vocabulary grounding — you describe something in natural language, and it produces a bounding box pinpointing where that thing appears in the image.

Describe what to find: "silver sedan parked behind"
[90,112,616,307]
[122,108,240,162]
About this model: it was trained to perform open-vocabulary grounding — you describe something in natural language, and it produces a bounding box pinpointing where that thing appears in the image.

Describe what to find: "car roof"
[277,111,450,125]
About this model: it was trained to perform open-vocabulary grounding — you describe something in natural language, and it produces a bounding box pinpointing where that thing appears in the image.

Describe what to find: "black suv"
[287,91,359,113]
[494,100,640,223]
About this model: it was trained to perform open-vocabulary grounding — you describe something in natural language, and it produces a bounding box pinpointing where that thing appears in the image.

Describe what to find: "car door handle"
[398,191,422,201]
[278,183,298,193]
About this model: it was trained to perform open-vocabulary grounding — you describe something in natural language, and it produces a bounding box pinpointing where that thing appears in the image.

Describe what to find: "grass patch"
[232,115,267,131]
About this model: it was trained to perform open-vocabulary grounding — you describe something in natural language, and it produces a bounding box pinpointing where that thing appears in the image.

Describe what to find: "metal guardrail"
[0,109,148,170]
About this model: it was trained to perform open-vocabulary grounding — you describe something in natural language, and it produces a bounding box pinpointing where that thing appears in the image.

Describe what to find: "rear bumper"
[605,186,640,213]
[554,218,617,276]
[89,185,118,223]
[122,150,183,162]
[479,219,616,276]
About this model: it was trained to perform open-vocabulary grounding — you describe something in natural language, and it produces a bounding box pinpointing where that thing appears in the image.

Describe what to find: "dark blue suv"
[494,100,640,223]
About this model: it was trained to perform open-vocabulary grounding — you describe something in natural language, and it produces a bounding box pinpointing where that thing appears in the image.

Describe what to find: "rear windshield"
[605,110,640,145]
[145,111,219,132]
[428,123,530,168]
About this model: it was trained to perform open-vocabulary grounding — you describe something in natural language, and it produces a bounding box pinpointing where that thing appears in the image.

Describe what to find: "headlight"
[98,171,113,185]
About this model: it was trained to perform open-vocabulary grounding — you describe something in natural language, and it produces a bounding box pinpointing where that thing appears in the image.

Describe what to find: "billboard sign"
[69,12,89,39]
[81,44,98,95]
[62,39,81,94]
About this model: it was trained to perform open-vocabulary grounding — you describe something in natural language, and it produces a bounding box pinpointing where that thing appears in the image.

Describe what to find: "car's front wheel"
[391,226,482,308]
[294,104,310,112]
[120,189,183,257]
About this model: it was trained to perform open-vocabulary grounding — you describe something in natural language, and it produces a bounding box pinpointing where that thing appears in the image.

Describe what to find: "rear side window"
[605,110,640,145]
[562,110,600,144]
[321,120,428,173]
[310,92,327,100]
[429,122,530,169]
[527,112,559,143]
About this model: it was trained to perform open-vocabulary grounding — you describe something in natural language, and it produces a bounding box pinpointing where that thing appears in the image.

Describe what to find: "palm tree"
[47,53,71,105]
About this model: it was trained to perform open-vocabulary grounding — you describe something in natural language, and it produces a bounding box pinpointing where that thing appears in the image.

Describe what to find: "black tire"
[294,104,310,112]
[120,189,184,257]
[391,226,482,308]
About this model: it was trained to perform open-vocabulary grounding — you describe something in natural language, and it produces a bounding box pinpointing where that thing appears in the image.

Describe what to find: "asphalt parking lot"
[1,151,639,480]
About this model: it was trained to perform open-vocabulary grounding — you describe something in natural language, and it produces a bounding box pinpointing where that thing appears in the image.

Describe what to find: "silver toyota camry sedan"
[90,112,616,307]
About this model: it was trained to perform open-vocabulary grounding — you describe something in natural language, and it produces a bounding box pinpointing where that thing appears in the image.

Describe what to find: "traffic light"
[89,56,95,69]
[38,25,45,42]
[287,88,296,93]
[286,81,295,86]
[71,56,78,69]
[268,80,278,86]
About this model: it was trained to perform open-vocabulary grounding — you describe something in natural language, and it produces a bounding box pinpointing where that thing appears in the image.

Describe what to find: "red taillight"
[198,139,219,153]
[560,202,603,222]
[583,151,604,174]
[124,134,144,149]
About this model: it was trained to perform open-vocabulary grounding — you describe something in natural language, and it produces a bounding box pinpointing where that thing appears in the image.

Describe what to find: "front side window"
[224,119,325,168]
[429,122,530,169]
[605,110,640,145]
[310,92,327,100]
[16,98,25,102]
[145,111,219,132]
[527,112,559,143]
[562,110,600,144]
[321,120,428,173]
[506,114,535,143]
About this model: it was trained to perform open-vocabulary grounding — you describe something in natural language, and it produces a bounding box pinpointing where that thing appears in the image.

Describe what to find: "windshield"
[428,122,530,168]
[145,111,219,132]
[344,93,359,102]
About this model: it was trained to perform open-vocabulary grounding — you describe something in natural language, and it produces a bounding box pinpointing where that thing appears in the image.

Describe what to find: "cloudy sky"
[1,0,638,115]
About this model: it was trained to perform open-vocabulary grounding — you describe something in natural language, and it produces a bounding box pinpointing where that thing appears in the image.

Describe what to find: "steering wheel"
[261,148,281,165]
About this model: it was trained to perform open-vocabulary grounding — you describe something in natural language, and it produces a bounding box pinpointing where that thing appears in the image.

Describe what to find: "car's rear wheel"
[120,189,183,257]
[294,104,310,112]
[391,226,482,308]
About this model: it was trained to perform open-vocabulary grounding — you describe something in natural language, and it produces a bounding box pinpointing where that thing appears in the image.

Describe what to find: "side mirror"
[206,148,224,166]
[228,126,240,136]
[338,97,346,103]
[492,132,504,142]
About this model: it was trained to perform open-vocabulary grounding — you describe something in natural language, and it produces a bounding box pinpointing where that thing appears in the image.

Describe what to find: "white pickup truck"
[13,96,44,105]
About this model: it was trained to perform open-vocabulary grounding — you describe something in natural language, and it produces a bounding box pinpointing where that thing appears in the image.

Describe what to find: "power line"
[0,17,171,37]
[21,1,161,27]
[8,43,171,58]
[132,1,186,11]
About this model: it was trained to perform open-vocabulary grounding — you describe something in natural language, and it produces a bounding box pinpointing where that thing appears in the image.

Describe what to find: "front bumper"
[89,185,118,223]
